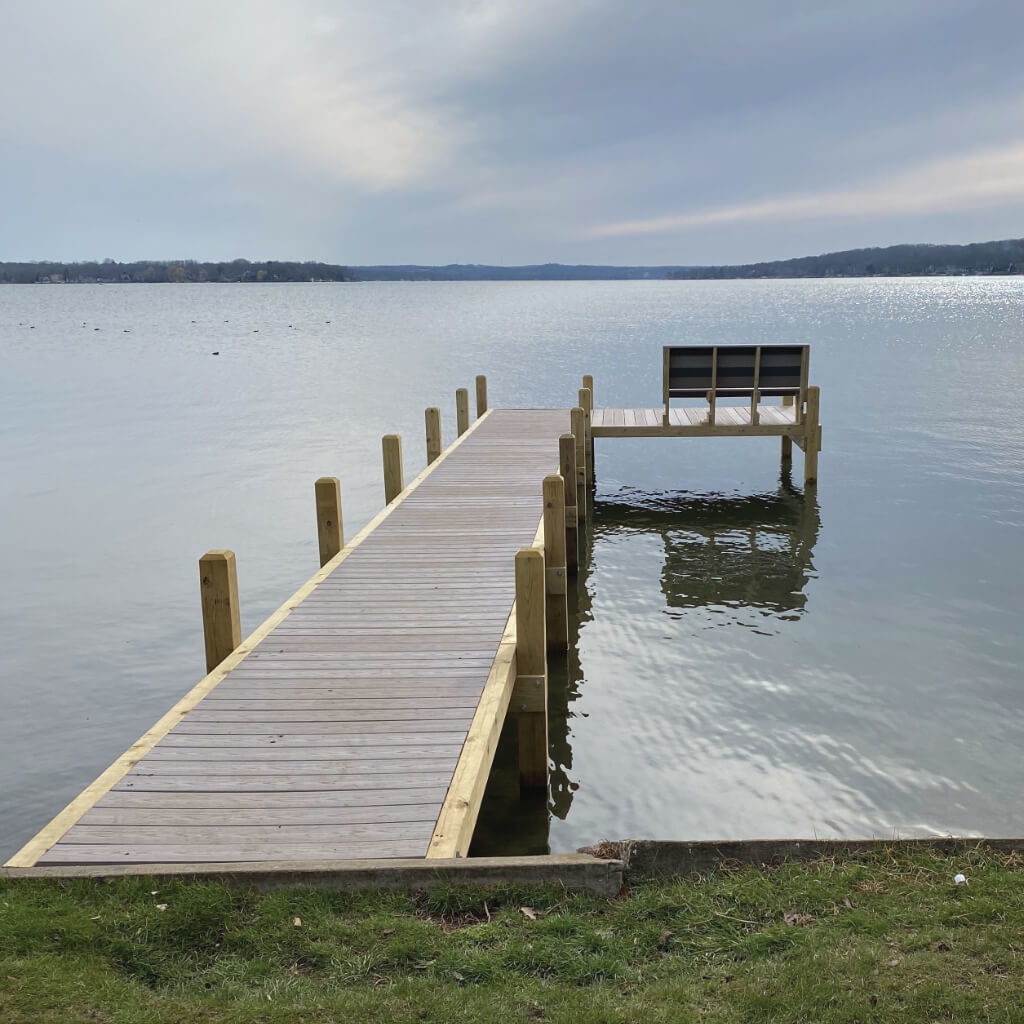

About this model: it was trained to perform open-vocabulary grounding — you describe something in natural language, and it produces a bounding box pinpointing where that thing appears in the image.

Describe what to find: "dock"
[8,353,822,876]
[8,400,577,868]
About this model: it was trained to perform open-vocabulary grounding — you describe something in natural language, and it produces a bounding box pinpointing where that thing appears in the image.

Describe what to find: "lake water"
[2,279,1022,860]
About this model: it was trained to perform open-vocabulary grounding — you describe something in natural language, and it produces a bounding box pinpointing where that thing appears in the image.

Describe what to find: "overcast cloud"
[2,1,1023,264]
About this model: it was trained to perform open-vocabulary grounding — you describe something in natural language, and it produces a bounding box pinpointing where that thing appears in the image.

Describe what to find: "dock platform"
[592,404,799,436]
[9,408,570,868]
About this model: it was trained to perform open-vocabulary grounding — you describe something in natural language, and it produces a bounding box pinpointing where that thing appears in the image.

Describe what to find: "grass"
[1,846,1022,1022]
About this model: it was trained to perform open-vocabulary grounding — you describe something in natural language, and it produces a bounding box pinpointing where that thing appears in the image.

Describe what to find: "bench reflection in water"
[599,487,821,621]
[471,484,821,853]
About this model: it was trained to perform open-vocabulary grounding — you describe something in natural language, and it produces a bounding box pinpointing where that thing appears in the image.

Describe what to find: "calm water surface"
[2,279,1022,858]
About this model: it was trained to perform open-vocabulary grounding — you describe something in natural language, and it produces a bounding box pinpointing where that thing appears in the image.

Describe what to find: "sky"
[2,0,1024,266]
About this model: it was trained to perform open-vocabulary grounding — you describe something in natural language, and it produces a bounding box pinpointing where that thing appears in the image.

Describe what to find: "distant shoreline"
[2,237,1021,282]
[3,273,1021,283]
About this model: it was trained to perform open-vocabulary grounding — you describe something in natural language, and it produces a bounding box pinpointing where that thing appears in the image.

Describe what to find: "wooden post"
[662,347,671,426]
[513,546,548,791]
[314,476,344,567]
[425,407,442,465]
[455,388,470,436]
[542,474,568,652]
[581,378,595,486]
[803,386,821,486]
[382,434,404,503]
[708,349,718,425]
[199,549,241,673]
[750,348,761,426]
[559,433,579,573]
[475,375,488,418]
[570,406,587,522]
[781,395,794,462]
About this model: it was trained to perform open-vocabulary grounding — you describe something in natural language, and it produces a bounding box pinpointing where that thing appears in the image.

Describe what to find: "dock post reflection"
[469,492,594,855]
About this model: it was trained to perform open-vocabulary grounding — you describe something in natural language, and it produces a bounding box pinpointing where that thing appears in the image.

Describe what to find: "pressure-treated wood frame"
[590,351,821,486]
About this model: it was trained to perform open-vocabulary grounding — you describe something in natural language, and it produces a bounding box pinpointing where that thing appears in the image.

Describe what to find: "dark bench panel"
[665,345,808,400]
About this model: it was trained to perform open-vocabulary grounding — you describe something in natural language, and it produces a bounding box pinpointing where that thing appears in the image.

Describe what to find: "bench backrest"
[663,345,809,400]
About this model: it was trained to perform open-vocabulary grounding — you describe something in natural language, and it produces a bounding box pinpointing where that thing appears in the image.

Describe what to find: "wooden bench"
[662,344,809,427]
[584,346,820,485]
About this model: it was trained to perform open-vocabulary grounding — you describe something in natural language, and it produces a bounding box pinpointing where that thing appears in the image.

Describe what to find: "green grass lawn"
[2,846,1022,1023]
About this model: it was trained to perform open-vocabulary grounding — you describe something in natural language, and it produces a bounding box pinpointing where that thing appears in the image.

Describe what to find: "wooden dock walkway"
[10,408,571,868]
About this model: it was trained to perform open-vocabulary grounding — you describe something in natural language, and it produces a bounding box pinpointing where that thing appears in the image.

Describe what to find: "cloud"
[2,1,1024,262]
[589,142,1024,239]
[0,2,466,190]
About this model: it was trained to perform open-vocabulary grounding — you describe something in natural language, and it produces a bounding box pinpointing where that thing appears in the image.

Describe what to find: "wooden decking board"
[201,698,480,710]
[97,789,451,809]
[38,841,431,864]
[27,409,568,867]
[79,806,441,827]
[64,823,436,844]
[113,773,454,793]
[209,687,485,699]
[178,708,479,723]
[160,732,469,747]
[174,720,471,735]
[144,745,467,761]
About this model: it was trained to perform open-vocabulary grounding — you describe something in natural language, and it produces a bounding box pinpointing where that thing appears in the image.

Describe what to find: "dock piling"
[314,477,344,567]
[781,395,794,463]
[582,376,595,484]
[425,407,442,465]
[199,549,241,673]
[803,386,821,487]
[559,433,578,572]
[513,546,548,791]
[571,406,588,522]
[382,434,404,503]
[456,388,470,436]
[542,474,569,652]
[475,375,488,418]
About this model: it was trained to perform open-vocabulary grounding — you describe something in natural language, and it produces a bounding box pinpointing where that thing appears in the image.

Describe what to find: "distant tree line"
[350,263,690,280]
[0,259,356,284]
[668,238,1024,279]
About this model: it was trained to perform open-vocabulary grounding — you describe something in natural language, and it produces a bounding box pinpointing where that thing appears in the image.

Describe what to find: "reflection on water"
[473,481,822,855]
[604,485,820,625]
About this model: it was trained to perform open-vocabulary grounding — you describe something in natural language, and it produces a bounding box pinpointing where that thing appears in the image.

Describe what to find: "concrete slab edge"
[578,837,1024,878]
[1,853,624,896]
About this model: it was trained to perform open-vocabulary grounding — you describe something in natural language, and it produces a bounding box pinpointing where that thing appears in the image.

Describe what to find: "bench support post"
[513,547,548,791]
[662,347,670,426]
[803,386,821,487]
[559,434,578,573]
